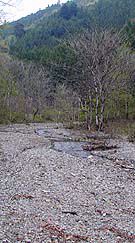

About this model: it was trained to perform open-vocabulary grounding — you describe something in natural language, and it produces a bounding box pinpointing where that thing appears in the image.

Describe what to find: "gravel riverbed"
[0,123,135,243]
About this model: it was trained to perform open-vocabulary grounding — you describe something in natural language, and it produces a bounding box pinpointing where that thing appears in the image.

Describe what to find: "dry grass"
[105,120,135,140]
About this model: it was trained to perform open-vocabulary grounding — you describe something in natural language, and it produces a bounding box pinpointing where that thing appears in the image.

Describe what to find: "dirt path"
[0,124,135,242]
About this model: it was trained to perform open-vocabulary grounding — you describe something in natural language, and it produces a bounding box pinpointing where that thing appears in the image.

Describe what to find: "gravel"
[0,123,135,243]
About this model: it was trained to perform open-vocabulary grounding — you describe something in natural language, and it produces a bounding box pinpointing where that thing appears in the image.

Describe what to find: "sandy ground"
[0,123,135,243]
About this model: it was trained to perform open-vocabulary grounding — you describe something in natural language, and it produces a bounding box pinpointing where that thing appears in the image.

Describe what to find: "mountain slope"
[74,0,98,7]
[7,0,135,62]
[11,4,62,29]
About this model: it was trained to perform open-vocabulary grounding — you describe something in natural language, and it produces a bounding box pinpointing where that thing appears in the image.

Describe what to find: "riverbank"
[0,123,135,242]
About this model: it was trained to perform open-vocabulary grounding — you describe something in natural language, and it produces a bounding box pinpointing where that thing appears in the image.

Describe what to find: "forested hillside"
[0,0,135,135]
[3,0,134,62]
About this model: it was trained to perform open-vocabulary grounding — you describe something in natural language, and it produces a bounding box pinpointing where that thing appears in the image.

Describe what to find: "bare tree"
[63,30,130,130]
[54,84,79,123]
[0,1,11,22]
[0,0,21,23]
[0,53,17,121]
[8,60,51,121]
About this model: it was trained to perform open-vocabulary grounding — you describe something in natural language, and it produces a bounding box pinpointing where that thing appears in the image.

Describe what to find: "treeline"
[0,30,135,130]
[0,0,135,132]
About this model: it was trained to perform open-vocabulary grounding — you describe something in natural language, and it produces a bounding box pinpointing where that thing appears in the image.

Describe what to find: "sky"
[4,0,67,22]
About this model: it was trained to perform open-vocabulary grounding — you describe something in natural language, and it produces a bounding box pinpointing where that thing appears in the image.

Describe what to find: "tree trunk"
[95,94,99,130]
[87,95,93,130]
[99,96,105,131]
[125,98,129,120]
[33,107,39,121]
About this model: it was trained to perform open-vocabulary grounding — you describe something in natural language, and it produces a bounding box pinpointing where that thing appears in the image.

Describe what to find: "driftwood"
[11,194,34,200]
[40,221,89,241]
[62,211,78,216]
[82,140,117,151]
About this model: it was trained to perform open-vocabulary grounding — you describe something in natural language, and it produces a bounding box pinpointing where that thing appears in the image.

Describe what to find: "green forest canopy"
[1,0,134,63]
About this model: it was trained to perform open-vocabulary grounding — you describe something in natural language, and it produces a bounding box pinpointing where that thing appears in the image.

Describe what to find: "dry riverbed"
[0,123,135,243]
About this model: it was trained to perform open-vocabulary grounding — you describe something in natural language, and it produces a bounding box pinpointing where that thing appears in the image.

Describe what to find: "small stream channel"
[36,128,92,158]
[35,126,135,164]
[53,141,91,158]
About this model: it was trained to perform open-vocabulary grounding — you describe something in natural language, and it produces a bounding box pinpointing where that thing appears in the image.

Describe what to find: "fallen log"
[82,142,117,151]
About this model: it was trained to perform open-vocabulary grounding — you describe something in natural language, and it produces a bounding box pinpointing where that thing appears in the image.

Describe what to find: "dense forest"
[0,0,135,135]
